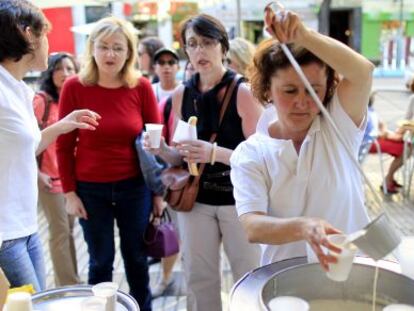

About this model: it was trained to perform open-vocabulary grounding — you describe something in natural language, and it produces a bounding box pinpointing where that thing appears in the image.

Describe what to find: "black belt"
[202,182,233,192]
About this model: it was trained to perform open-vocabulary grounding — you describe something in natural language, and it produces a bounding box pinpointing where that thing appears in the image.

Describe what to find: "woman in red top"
[56,17,160,311]
[33,52,81,286]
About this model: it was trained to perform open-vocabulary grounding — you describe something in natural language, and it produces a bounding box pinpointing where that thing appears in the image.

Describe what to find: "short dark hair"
[180,14,229,55]
[39,53,78,102]
[248,39,338,107]
[0,0,50,62]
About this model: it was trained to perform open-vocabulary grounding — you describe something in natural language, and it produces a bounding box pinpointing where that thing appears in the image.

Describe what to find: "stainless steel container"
[229,257,414,311]
[32,285,139,311]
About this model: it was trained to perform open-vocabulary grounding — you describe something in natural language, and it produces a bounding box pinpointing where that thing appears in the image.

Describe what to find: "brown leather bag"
[161,74,241,212]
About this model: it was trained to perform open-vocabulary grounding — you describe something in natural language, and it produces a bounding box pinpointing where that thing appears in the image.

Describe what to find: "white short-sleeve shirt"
[230,92,369,266]
[0,65,40,241]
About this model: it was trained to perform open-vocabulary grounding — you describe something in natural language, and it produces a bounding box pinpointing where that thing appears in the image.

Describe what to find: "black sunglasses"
[156,60,177,66]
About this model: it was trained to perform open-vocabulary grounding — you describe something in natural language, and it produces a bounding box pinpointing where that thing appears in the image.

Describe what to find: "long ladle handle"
[265,1,386,217]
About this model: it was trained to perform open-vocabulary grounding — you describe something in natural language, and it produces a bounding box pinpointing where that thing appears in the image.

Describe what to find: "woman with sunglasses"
[56,17,160,311]
[0,0,99,291]
[33,52,81,286]
[145,14,263,311]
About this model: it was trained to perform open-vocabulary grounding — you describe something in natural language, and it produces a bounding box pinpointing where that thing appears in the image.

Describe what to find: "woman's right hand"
[64,191,88,219]
[301,217,342,271]
[264,3,308,44]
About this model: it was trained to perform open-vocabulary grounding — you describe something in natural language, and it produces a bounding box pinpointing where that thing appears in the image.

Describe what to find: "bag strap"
[196,74,242,179]
[36,91,53,130]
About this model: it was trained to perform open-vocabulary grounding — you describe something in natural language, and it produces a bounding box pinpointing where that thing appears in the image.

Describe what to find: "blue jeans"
[77,177,152,311]
[0,233,45,291]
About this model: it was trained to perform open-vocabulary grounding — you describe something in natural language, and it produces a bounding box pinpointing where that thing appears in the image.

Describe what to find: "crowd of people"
[0,1,411,311]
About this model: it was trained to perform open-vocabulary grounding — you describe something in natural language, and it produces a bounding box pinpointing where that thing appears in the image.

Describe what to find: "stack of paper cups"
[5,292,33,311]
[92,282,119,311]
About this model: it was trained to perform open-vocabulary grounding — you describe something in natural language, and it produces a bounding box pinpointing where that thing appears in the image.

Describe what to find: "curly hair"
[39,53,78,102]
[247,38,338,107]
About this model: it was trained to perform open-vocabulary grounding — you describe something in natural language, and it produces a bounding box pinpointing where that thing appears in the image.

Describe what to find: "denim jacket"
[135,133,167,196]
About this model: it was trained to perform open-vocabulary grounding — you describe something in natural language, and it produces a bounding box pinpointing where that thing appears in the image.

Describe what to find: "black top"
[181,70,245,205]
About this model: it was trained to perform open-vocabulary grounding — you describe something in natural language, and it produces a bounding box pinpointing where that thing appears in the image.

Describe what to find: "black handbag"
[144,210,179,258]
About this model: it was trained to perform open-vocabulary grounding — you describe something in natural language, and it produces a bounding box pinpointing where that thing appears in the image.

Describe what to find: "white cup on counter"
[326,234,357,282]
[5,292,33,311]
[91,282,119,311]
[81,296,106,311]
[383,304,414,311]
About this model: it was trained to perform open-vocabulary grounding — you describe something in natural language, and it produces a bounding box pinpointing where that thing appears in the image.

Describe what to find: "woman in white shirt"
[230,7,374,270]
[0,0,99,291]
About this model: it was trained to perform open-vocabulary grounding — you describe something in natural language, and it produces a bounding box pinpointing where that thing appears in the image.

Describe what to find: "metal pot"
[32,285,139,311]
[229,256,414,311]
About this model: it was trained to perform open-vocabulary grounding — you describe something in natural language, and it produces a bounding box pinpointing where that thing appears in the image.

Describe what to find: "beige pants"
[38,189,80,286]
[177,202,260,311]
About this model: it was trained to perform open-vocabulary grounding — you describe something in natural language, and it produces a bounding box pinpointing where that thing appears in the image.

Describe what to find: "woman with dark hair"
[0,0,99,291]
[145,13,262,311]
[230,7,374,269]
[33,52,80,286]
[137,36,164,82]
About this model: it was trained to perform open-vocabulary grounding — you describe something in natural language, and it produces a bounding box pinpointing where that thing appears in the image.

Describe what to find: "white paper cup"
[396,236,414,279]
[81,296,106,311]
[268,296,309,311]
[145,123,163,148]
[326,234,357,282]
[383,304,414,311]
[5,292,33,311]
[92,282,119,311]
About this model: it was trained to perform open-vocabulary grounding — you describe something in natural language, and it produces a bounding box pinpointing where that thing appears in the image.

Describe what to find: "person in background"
[152,47,180,103]
[33,52,81,286]
[138,36,164,82]
[145,14,263,311]
[183,60,196,81]
[149,47,181,298]
[0,0,99,291]
[364,94,406,194]
[56,17,160,311]
[230,7,373,269]
[226,37,256,77]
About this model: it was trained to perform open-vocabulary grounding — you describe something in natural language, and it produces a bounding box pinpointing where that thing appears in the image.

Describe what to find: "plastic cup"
[396,236,414,279]
[5,292,33,311]
[81,296,106,311]
[91,282,119,311]
[383,304,414,311]
[268,296,309,311]
[145,123,163,148]
[326,234,357,282]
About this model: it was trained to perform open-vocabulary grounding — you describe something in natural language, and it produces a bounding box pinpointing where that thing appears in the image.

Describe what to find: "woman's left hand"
[177,139,214,164]
[59,109,101,134]
[152,195,166,218]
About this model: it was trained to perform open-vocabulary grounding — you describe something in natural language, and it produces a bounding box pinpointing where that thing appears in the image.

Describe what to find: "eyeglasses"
[185,38,219,52]
[224,57,232,65]
[95,44,127,55]
[156,60,178,66]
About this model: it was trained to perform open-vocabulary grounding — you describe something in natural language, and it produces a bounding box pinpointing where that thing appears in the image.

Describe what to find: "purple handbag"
[144,210,179,258]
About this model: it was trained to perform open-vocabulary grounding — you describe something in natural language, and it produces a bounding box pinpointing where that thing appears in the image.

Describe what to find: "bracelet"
[210,142,217,165]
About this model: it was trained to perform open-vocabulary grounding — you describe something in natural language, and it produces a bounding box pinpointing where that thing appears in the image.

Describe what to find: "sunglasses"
[156,59,178,66]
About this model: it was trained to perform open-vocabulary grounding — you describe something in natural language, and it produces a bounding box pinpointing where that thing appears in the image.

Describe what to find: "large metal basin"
[229,257,414,310]
[32,285,139,311]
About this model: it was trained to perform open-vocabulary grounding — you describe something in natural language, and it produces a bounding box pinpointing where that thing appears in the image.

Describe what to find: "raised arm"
[265,7,374,126]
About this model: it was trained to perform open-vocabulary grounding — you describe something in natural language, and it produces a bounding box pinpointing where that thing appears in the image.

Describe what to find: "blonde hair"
[79,16,140,88]
[228,37,255,76]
